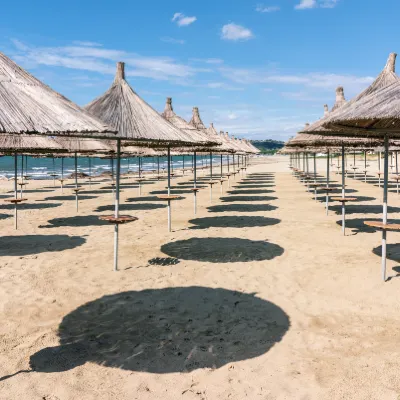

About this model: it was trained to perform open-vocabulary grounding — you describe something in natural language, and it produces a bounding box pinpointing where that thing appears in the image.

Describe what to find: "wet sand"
[1,155,400,399]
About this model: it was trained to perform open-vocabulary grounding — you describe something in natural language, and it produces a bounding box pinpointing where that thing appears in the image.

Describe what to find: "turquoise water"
[0,154,240,180]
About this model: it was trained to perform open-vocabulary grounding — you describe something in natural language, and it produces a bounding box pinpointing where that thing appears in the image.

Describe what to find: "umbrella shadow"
[0,203,62,210]
[207,204,278,213]
[335,218,400,234]
[188,216,281,230]
[233,184,275,188]
[39,215,111,228]
[43,195,98,201]
[126,196,175,203]
[29,287,289,374]
[330,205,400,215]
[0,235,86,256]
[94,203,166,212]
[227,189,275,195]
[0,213,12,220]
[150,190,191,195]
[161,237,284,263]
[220,196,278,203]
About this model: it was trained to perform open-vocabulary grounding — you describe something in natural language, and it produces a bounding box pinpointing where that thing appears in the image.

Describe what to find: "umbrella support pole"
[113,140,122,272]
[14,153,18,230]
[193,151,197,215]
[382,136,389,282]
[167,147,172,232]
[326,150,330,216]
[75,152,79,213]
[342,145,346,235]
[61,157,64,193]
[210,186,213,203]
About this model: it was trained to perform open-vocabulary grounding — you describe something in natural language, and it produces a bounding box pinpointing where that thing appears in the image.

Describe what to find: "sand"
[1,155,400,399]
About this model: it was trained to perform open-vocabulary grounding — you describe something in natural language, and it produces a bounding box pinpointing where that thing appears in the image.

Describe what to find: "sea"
[0,154,238,180]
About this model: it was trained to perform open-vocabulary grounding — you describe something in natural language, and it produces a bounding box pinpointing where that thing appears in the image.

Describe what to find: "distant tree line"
[250,139,285,154]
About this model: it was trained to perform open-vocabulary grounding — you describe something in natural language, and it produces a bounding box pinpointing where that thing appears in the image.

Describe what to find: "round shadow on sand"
[161,237,284,263]
[189,216,280,229]
[373,244,400,262]
[29,287,289,373]
[0,235,86,256]
[40,215,111,228]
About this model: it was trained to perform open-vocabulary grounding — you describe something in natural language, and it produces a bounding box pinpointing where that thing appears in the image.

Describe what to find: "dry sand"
[1,155,400,399]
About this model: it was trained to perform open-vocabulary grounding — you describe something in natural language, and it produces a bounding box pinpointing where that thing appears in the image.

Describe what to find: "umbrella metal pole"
[220,154,223,194]
[342,145,346,235]
[157,156,160,177]
[138,157,142,196]
[382,136,389,282]
[167,147,172,232]
[326,150,330,216]
[378,152,381,187]
[210,152,213,203]
[51,156,55,187]
[194,151,197,215]
[183,155,185,175]
[14,153,18,230]
[365,152,367,183]
[227,155,230,187]
[20,155,23,199]
[113,139,121,272]
[61,157,64,193]
[314,153,317,201]
[353,151,356,179]
[75,152,79,212]
[88,157,92,189]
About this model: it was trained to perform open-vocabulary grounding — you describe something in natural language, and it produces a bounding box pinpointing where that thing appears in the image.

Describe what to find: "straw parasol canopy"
[319,53,400,136]
[300,87,348,134]
[53,137,115,154]
[161,97,219,147]
[207,123,234,153]
[86,64,215,147]
[0,52,116,138]
[0,134,65,154]
[189,107,207,130]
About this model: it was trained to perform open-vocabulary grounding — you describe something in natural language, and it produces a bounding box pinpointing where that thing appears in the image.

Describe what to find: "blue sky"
[1,0,399,140]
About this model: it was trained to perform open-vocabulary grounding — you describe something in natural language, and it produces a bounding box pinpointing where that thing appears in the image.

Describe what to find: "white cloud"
[190,58,224,64]
[72,41,103,47]
[295,0,339,9]
[160,37,185,45]
[219,66,373,94]
[256,4,280,12]
[221,23,254,41]
[172,13,197,27]
[10,39,206,82]
[295,0,317,9]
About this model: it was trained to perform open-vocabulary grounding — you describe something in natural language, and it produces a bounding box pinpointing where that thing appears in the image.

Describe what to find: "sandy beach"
[1,155,400,399]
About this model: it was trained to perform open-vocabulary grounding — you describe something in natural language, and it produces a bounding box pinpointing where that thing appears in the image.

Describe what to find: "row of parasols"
[0,52,259,271]
[279,52,400,282]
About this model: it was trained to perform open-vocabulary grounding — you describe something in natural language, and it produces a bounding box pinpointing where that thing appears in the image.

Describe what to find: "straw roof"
[0,52,116,138]
[0,133,64,154]
[53,137,115,154]
[316,53,400,136]
[206,123,234,153]
[160,97,218,146]
[86,63,214,147]
[189,107,207,130]
[301,87,348,134]
[287,132,387,149]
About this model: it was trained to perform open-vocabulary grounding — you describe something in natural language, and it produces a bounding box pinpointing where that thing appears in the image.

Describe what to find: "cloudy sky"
[0,0,398,140]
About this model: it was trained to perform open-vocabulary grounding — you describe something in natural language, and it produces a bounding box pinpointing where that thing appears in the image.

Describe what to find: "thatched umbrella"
[85,63,218,270]
[1,134,65,228]
[316,53,400,280]
[0,51,118,234]
[161,98,214,214]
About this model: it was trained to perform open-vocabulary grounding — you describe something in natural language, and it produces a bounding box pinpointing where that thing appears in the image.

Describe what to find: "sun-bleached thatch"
[52,137,115,154]
[161,97,219,146]
[301,88,348,134]
[286,132,388,149]
[319,53,400,136]
[0,133,65,154]
[86,63,215,147]
[0,52,116,138]
[189,107,207,130]
[206,123,233,153]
